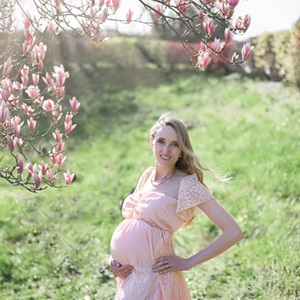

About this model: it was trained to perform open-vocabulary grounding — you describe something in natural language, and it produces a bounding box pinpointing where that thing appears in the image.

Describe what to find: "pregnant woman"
[110,113,244,299]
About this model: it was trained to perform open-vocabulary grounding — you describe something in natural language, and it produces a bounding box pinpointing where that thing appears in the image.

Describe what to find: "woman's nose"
[162,144,170,153]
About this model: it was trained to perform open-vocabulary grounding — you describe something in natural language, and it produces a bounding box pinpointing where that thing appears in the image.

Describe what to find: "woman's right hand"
[110,260,134,279]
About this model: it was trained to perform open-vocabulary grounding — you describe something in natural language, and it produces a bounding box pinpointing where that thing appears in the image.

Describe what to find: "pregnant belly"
[110,218,172,267]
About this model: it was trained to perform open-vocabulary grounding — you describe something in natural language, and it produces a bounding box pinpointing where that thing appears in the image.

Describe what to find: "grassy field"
[0,74,299,300]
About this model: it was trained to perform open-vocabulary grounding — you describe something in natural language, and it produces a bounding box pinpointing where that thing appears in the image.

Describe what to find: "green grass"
[0,74,299,299]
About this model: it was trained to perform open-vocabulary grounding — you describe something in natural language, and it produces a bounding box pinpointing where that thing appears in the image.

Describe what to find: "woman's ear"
[150,138,154,149]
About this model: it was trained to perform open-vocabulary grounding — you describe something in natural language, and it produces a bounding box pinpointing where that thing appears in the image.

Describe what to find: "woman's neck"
[153,165,176,181]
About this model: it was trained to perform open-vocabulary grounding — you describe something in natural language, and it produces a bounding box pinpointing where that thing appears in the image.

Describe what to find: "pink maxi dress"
[110,167,215,300]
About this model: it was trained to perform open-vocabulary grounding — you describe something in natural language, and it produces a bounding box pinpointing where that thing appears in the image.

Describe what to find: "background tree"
[0,0,252,192]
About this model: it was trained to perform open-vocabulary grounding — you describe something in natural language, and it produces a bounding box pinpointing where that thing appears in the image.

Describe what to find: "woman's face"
[151,125,182,167]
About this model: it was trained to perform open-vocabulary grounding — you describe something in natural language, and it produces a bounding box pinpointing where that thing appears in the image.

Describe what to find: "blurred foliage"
[251,21,300,86]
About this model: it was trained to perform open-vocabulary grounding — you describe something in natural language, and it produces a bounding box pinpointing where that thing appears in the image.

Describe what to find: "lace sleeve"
[176,174,214,222]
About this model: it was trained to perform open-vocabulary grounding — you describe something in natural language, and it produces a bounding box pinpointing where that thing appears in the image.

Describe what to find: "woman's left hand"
[152,255,191,274]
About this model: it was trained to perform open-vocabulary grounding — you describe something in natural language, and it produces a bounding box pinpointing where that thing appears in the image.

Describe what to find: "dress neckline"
[135,167,195,200]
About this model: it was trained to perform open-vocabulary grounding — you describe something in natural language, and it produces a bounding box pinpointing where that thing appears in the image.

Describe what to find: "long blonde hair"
[150,113,219,188]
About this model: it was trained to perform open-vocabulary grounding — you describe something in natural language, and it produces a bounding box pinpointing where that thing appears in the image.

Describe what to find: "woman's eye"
[172,143,179,147]
[157,139,164,144]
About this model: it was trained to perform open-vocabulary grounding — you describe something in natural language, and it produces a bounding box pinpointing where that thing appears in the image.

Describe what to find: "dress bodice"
[122,167,215,233]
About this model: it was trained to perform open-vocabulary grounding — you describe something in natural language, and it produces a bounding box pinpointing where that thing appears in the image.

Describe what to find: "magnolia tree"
[0,0,252,192]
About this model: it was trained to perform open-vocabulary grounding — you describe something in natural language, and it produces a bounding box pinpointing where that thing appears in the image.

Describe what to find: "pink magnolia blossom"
[210,38,225,53]
[199,42,208,53]
[30,49,37,63]
[10,98,19,107]
[38,59,44,73]
[64,120,77,135]
[6,135,16,152]
[231,52,239,63]
[224,28,232,43]
[16,157,24,174]
[197,52,212,70]
[46,169,54,181]
[52,105,63,122]
[42,72,53,87]
[1,85,10,102]
[154,4,162,19]
[32,73,40,86]
[0,102,8,123]
[53,84,65,97]
[35,42,47,62]
[36,95,43,104]
[39,161,48,175]
[90,6,96,20]
[51,153,65,165]
[101,8,108,23]
[69,97,80,113]
[34,171,43,189]
[16,138,24,148]
[53,65,69,83]
[203,18,216,37]
[65,113,73,123]
[2,57,13,78]
[13,81,23,92]
[50,153,58,165]
[22,14,31,28]
[235,14,251,32]
[5,118,13,130]
[98,30,109,43]
[242,14,251,32]
[198,10,205,23]
[22,103,35,117]
[178,4,188,13]
[26,85,40,99]
[64,169,75,185]
[54,0,61,6]
[21,65,29,77]
[8,15,13,27]
[22,41,30,55]
[57,142,65,152]
[26,163,37,178]
[126,9,133,24]
[241,43,254,61]
[47,21,59,35]
[42,99,55,111]
[226,0,239,9]
[220,2,233,18]
[52,129,63,143]
[112,0,120,11]
[27,117,36,132]
[24,28,34,46]
[21,66,29,87]
[99,0,105,7]
[13,116,23,138]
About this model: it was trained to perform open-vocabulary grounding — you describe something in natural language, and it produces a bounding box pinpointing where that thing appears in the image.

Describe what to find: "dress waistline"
[138,218,172,234]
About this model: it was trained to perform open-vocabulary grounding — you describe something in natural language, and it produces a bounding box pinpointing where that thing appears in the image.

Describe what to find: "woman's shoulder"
[176,171,197,183]
[178,172,208,191]
[135,167,154,190]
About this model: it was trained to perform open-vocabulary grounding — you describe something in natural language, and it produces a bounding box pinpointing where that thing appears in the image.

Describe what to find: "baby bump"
[110,218,172,267]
